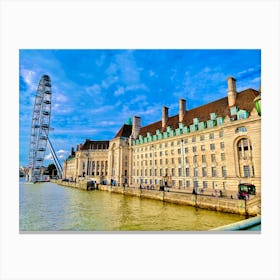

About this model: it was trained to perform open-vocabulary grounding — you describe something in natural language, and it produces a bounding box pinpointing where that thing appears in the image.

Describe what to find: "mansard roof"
[114,124,132,138]
[80,139,110,150]
[138,88,259,138]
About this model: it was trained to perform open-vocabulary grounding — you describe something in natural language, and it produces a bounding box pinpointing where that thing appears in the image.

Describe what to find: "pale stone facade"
[63,77,261,197]
[130,109,261,197]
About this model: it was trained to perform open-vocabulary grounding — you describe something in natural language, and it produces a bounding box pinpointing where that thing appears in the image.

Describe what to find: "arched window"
[236,138,254,178]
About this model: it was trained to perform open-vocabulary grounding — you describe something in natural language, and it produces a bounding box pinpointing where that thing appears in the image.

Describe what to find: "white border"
[1,0,280,279]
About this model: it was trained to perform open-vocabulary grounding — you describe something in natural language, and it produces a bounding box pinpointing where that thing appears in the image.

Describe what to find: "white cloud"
[51,87,68,103]
[100,121,117,126]
[57,149,67,154]
[44,153,52,160]
[114,84,148,96]
[52,103,73,114]
[101,75,119,89]
[21,68,37,91]
[52,128,99,134]
[114,86,125,96]
[85,84,101,95]
[149,70,157,77]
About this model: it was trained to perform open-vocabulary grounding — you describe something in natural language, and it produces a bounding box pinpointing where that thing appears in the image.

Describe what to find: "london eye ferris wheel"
[28,75,53,182]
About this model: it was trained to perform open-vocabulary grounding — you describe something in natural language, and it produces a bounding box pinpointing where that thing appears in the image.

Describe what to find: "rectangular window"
[172,168,175,176]
[222,166,227,177]
[221,153,225,161]
[202,154,206,163]
[200,134,205,141]
[192,146,197,153]
[220,142,225,149]
[186,168,190,177]
[212,167,217,177]
[210,143,215,150]
[186,180,190,187]
[185,147,188,153]
[178,148,181,154]
[171,158,174,164]
[193,155,198,164]
[203,181,208,188]
[201,145,205,151]
[192,136,196,142]
[185,157,189,164]
[178,168,182,176]
[243,165,250,177]
[160,159,162,165]
[178,157,182,164]
[194,167,198,177]
[165,158,168,164]
[194,180,199,188]
[179,180,182,188]
[211,154,216,162]
[219,131,224,138]
[202,167,207,177]
[210,132,214,140]
[160,168,162,176]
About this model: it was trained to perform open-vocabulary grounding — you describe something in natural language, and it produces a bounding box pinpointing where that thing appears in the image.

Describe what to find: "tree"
[46,163,57,177]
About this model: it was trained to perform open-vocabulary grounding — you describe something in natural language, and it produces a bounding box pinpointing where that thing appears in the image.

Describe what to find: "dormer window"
[230,106,238,115]
[237,110,249,120]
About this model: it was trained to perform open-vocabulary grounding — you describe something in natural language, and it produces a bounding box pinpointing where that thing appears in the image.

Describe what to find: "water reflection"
[19,182,245,231]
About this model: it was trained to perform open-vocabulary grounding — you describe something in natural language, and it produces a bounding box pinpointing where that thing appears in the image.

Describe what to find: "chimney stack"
[132,116,141,139]
[227,77,237,107]
[162,106,169,128]
[179,99,186,123]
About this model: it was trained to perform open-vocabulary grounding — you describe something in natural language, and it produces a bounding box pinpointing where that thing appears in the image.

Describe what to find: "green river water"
[19,181,245,231]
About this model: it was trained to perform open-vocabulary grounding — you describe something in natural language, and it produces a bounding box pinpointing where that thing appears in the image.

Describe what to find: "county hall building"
[63,76,261,198]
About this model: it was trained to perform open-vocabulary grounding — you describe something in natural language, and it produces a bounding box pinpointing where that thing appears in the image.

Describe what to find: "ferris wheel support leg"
[47,138,63,178]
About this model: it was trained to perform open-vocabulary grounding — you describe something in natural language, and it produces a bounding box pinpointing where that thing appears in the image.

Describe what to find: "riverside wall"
[52,180,261,217]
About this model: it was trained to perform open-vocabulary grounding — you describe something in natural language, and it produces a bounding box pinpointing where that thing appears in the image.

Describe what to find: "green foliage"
[46,163,57,176]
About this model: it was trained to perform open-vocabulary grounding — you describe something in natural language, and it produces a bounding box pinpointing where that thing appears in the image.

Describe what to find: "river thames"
[19,180,245,231]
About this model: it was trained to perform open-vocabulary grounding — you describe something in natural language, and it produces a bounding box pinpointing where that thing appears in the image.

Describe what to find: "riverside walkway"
[52,179,261,218]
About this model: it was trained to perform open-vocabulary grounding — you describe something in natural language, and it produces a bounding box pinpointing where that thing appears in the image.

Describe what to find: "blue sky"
[19,49,261,167]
